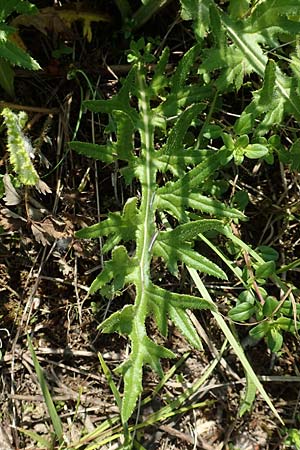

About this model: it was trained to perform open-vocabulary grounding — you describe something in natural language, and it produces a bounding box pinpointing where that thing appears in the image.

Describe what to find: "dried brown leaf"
[3,174,21,206]
[30,217,69,245]
[12,5,111,42]
[0,208,26,231]
[40,217,65,239]
[31,223,50,246]
[35,179,52,195]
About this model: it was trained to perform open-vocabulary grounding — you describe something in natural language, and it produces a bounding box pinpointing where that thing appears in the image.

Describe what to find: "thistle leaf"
[151,46,170,94]
[69,141,114,163]
[154,239,227,279]
[89,246,137,294]
[76,197,139,253]
[0,39,40,70]
[0,0,37,20]
[154,148,210,177]
[0,56,14,96]
[84,67,139,124]
[119,335,175,423]
[221,12,300,121]
[159,219,227,241]
[111,110,135,161]
[248,0,300,32]
[168,305,202,349]
[157,150,231,197]
[159,103,205,158]
[171,44,201,94]
[235,60,286,135]
[74,43,248,424]
[180,0,210,39]
[157,191,245,221]
[100,305,135,335]
[157,84,214,117]
[147,282,215,347]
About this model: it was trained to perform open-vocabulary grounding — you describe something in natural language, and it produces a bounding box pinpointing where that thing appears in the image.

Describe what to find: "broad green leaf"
[236,135,249,148]
[15,0,38,14]
[263,297,279,317]
[280,301,300,318]
[274,317,300,333]
[245,144,269,159]
[256,246,279,262]
[255,261,276,279]
[229,0,250,19]
[249,322,270,340]
[284,429,300,450]
[234,113,253,135]
[289,139,300,171]
[202,124,223,139]
[238,290,256,305]
[266,328,283,353]
[229,302,256,322]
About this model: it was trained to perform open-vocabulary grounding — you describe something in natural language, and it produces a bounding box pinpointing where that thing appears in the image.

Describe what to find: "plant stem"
[135,66,156,327]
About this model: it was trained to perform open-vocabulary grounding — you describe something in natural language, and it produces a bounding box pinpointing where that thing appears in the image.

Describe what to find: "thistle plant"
[68,0,300,428]
[1,107,39,185]
[70,40,247,422]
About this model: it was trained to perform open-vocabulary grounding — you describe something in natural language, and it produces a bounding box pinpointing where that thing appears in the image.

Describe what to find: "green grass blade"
[239,372,256,416]
[27,335,64,444]
[187,267,284,425]
[98,352,131,445]
[18,428,53,449]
